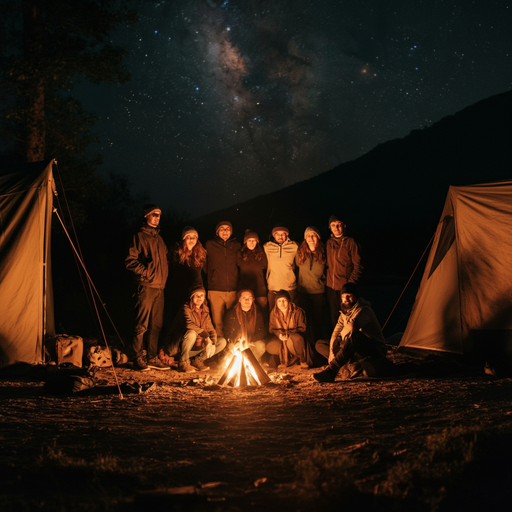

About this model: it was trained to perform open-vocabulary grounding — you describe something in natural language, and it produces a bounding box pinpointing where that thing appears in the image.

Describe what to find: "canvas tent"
[399,180,512,360]
[0,160,55,368]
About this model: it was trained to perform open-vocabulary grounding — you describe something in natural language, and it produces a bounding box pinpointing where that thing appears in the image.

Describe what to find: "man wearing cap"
[264,224,299,311]
[205,221,241,337]
[314,283,386,383]
[326,216,362,329]
[125,204,170,371]
[164,285,227,373]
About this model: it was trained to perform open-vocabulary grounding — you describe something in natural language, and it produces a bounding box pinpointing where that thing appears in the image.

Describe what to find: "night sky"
[78,0,512,217]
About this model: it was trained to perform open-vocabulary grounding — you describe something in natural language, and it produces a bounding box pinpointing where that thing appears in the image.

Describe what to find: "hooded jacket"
[264,238,298,292]
[125,224,168,289]
[326,235,362,290]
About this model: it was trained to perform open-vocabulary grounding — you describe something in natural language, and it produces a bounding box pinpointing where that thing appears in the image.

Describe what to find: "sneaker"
[191,358,210,371]
[147,356,170,371]
[300,362,310,370]
[133,356,149,371]
[313,367,337,383]
[178,361,197,373]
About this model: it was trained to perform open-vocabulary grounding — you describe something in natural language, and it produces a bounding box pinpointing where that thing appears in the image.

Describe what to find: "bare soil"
[1,349,512,512]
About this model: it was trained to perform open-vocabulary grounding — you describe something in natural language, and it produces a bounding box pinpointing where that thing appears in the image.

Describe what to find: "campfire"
[218,347,270,387]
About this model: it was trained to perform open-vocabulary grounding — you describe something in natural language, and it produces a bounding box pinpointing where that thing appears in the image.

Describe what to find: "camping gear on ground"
[86,345,129,367]
[399,180,512,362]
[45,335,83,368]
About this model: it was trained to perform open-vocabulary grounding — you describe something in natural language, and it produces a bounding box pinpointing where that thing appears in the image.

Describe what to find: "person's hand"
[328,349,335,363]
[279,334,288,342]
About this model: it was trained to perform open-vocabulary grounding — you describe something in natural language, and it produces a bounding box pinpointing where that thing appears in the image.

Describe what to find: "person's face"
[341,293,357,309]
[146,211,161,228]
[239,291,254,312]
[192,291,205,308]
[276,297,289,313]
[217,225,232,241]
[246,238,258,251]
[305,232,319,252]
[184,234,198,251]
[273,230,287,245]
[330,221,344,238]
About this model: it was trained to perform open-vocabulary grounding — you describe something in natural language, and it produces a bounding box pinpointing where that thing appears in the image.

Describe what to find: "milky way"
[79,0,512,217]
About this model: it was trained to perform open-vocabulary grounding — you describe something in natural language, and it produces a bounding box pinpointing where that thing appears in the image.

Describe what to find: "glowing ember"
[218,347,270,387]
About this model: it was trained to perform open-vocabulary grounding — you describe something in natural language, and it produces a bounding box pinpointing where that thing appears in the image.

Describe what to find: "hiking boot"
[133,356,149,371]
[178,360,196,373]
[147,356,170,371]
[191,358,210,371]
[313,367,337,383]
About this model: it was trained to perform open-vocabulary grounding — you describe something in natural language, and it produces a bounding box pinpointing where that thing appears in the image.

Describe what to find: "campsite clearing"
[1,350,512,511]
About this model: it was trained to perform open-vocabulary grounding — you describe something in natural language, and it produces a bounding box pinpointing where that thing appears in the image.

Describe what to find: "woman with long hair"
[236,229,268,311]
[295,226,327,343]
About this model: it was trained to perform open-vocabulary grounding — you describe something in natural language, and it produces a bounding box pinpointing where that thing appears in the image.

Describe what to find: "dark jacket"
[205,236,241,291]
[125,224,168,289]
[269,302,307,337]
[170,244,205,307]
[236,250,268,298]
[224,304,267,343]
[326,235,362,290]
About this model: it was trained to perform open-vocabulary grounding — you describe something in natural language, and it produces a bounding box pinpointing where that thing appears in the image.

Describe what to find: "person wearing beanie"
[169,226,207,320]
[205,221,241,337]
[264,224,299,311]
[266,289,312,369]
[295,226,327,343]
[326,215,362,329]
[314,284,386,383]
[125,204,170,371]
[163,286,226,373]
[237,229,268,312]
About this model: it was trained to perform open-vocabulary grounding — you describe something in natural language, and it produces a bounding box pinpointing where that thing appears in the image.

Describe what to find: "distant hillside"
[191,90,512,279]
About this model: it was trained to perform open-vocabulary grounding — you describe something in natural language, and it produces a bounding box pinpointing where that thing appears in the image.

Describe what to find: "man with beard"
[313,283,386,383]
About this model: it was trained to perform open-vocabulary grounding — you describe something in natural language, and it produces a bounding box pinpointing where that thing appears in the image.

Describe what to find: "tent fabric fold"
[0,160,55,368]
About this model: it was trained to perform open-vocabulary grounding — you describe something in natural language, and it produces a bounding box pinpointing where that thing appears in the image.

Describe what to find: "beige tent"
[0,160,55,368]
[399,180,512,359]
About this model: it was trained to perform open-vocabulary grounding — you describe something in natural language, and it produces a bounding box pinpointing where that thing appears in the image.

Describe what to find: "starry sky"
[78,0,512,217]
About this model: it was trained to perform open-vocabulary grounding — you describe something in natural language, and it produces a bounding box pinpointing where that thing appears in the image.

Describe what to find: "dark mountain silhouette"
[191,89,512,280]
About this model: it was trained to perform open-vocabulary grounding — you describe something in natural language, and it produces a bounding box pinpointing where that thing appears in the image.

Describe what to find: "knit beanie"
[237,288,255,300]
[271,224,289,237]
[243,229,259,243]
[215,221,233,234]
[328,215,342,226]
[340,282,360,298]
[304,226,321,240]
[274,289,291,302]
[142,204,161,218]
[182,226,199,239]
[189,285,206,298]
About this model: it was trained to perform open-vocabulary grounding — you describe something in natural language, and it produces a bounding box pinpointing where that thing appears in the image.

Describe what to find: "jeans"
[178,329,227,363]
[132,285,164,359]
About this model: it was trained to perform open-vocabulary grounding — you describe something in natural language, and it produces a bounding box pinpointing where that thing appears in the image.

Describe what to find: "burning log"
[218,347,270,387]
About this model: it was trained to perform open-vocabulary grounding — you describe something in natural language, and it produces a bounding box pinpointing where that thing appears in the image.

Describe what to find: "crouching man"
[164,286,226,372]
[223,289,266,362]
[314,283,386,383]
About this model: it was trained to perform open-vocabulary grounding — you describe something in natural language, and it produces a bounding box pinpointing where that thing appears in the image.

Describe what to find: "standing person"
[264,224,298,312]
[326,216,362,329]
[125,204,170,371]
[237,229,268,311]
[266,290,311,368]
[205,221,241,337]
[295,226,327,342]
[223,289,266,362]
[314,283,386,383]
[164,286,226,373]
[169,226,207,319]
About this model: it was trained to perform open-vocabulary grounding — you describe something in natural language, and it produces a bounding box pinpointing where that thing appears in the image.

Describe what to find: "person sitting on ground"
[314,283,386,383]
[164,286,226,373]
[223,289,266,363]
[266,290,312,369]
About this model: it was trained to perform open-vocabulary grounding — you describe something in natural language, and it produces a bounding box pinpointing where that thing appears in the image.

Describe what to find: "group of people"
[125,204,387,383]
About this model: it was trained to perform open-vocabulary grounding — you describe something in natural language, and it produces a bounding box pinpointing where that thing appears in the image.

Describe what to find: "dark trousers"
[316,334,386,374]
[297,292,328,342]
[326,286,341,329]
[132,285,165,359]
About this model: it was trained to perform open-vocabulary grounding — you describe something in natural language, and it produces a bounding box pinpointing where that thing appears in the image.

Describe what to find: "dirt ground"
[1,348,512,512]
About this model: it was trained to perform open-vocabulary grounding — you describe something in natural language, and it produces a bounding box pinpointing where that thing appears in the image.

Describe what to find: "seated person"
[314,283,386,383]
[223,289,266,362]
[164,285,226,373]
[266,290,312,369]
